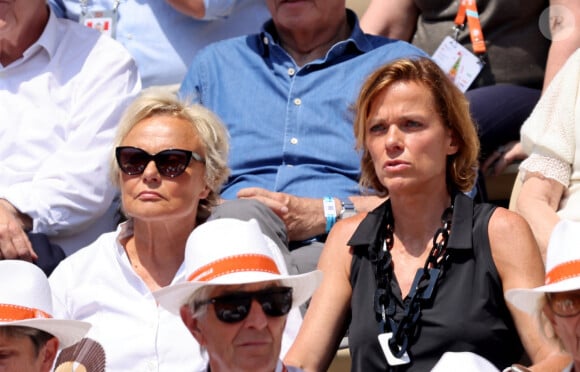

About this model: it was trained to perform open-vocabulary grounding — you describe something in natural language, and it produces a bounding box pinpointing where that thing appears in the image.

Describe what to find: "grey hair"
[0,326,55,356]
[110,88,230,223]
[183,286,215,319]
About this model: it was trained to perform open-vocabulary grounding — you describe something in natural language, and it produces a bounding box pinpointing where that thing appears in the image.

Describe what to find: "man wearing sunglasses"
[154,218,322,372]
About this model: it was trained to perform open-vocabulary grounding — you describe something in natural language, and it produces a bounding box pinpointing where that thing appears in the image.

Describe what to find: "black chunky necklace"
[372,201,454,367]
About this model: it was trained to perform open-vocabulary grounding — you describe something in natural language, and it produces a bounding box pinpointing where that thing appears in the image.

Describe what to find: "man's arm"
[237,187,385,241]
[360,0,419,41]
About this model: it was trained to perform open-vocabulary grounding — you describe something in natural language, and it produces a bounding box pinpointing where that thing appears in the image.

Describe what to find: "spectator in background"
[0,260,90,372]
[0,0,140,274]
[507,219,580,372]
[154,218,323,372]
[180,0,427,274]
[360,0,580,176]
[49,89,302,371]
[511,48,580,261]
[49,0,270,88]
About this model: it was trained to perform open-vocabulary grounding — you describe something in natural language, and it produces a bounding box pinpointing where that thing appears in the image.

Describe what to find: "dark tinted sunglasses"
[195,286,293,323]
[115,146,205,178]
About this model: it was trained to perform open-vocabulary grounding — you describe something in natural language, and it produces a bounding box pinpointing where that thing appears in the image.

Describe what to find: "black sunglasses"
[195,286,293,323]
[115,146,205,178]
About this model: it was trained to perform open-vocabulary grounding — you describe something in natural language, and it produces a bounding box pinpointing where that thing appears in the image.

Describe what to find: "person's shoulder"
[357,34,429,61]
[53,17,134,63]
[195,33,260,61]
[50,230,118,278]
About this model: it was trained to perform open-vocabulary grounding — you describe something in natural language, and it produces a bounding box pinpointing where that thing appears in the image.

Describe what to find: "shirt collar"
[258,9,372,59]
[348,193,473,251]
[23,7,59,61]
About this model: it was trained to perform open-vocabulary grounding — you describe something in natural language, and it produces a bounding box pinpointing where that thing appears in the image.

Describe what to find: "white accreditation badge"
[378,332,411,366]
[432,36,484,92]
[79,9,118,38]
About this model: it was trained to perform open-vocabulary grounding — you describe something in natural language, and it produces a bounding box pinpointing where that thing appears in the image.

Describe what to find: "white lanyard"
[80,0,121,16]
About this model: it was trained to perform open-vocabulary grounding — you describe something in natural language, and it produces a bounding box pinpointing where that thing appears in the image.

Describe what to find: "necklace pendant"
[378,332,411,366]
[408,268,441,300]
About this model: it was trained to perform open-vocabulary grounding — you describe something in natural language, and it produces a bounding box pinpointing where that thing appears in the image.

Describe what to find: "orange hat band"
[0,304,52,322]
[546,259,580,284]
[188,254,280,282]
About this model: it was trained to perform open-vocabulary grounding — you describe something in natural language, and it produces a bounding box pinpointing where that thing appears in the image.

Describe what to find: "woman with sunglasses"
[507,220,580,372]
[284,58,570,371]
[47,88,236,371]
[154,217,322,372]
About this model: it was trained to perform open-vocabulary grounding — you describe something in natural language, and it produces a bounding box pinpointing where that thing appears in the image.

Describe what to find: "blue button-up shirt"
[180,11,427,200]
[49,0,270,87]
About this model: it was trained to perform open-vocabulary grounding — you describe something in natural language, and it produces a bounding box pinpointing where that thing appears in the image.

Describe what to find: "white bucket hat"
[431,352,500,371]
[154,218,323,314]
[0,260,90,348]
[506,219,580,314]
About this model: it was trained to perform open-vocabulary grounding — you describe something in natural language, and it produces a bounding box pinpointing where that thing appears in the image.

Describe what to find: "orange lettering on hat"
[0,304,52,322]
[188,254,280,282]
[546,260,580,284]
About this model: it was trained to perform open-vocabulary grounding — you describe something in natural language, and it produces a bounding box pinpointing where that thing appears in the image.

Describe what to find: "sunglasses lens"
[116,147,149,175]
[156,150,191,178]
[213,295,252,323]
[548,292,580,317]
[211,287,293,323]
[257,287,293,317]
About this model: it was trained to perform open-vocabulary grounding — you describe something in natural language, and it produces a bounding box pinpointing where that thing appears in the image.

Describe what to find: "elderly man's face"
[0,0,43,36]
[266,0,346,34]
[545,290,580,359]
[0,331,58,372]
[180,281,289,372]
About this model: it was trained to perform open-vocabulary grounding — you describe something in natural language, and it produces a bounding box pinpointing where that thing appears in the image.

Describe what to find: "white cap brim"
[155,270,323,315]
[0,319,91,349]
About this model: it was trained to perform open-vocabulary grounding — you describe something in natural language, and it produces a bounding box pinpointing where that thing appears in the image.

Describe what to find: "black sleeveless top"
[348,194,524,371]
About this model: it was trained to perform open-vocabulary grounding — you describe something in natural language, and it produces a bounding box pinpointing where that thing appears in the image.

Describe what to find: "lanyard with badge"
[79,0,120,38]
[431,0,486,92]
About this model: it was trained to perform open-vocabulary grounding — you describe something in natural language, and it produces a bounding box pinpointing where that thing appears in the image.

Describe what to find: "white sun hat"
[154,218,323,314]
[0,260,90,348]
[506,219,580,315]
[431,352,500,371]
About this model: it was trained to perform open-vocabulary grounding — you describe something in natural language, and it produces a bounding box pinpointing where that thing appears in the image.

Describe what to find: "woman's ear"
[446,129,460,156]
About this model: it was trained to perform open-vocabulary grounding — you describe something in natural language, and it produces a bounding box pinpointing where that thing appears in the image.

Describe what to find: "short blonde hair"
[111,88,230,222]
[353,57,479,196]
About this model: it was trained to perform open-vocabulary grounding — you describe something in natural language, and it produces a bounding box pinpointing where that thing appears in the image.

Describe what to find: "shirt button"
[290,137,298,145]
[293,98,302,106]
[288,67,296,76]
[263,36,269,45]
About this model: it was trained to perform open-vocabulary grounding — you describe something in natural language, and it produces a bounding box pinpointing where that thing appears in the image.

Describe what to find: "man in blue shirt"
[180,0,427,274]
[49,0,269,88]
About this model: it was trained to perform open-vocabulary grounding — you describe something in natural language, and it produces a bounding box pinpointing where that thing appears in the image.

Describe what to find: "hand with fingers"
[237,187,329,241]
[481,141,528,177]
[0,199,36,262]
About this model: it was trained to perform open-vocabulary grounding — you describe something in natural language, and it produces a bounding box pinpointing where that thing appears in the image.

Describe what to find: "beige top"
[519,48,580,221]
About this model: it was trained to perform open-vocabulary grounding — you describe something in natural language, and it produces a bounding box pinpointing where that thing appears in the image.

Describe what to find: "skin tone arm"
[236,187,385,241]
[359,0,419,41]
[165,0,205,18]
[0,199,35,261]
[477,0,580,175]
[514,175,565,262]
[284,214,364,371]
[489,208,571,371]
[542,0,580,90]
